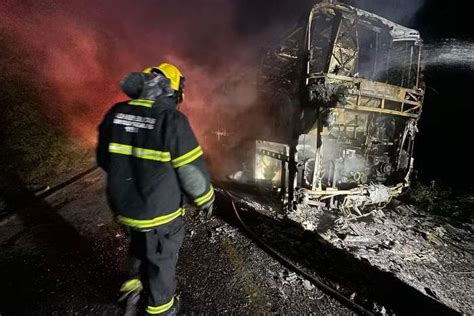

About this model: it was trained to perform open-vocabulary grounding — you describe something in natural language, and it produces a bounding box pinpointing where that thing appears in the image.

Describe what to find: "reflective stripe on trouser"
[127,218,185,313]
[120,278,143,293]
[146,297,174,314]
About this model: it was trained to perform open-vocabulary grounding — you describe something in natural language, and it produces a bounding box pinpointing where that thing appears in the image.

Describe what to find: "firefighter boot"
[163,295,181,316]
[123,290,141,316]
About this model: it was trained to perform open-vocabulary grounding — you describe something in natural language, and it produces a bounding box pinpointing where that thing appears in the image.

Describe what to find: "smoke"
[0,0,257,148]
[0,0,434,180]
[423,39,474,70]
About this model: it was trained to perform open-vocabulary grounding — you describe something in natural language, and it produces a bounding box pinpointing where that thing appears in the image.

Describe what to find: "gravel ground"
[287,200,473,315]
[178,216,351,315]
[227,185,467,315]
[0,170,350,315]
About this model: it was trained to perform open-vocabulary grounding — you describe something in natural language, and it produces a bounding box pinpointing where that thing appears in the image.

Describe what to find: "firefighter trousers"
[127,217,185,313]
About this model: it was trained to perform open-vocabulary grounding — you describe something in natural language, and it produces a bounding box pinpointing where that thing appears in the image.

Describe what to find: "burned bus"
[254,1,424,213]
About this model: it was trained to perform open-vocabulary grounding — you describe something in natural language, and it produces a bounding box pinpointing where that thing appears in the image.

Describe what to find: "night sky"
[412,0,474,189]
[1,0,473,188]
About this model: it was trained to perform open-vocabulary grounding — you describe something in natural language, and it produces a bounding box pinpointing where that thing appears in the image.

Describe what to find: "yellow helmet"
[143,63,183,92]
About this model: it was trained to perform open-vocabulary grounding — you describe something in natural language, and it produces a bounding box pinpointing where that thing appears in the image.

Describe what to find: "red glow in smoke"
[0,0,257,148]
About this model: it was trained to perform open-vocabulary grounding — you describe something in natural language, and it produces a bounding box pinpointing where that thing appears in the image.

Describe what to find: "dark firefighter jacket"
[96,97,214,230]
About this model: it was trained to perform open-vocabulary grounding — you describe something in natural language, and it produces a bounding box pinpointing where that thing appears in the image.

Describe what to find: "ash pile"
[288,198,474,314]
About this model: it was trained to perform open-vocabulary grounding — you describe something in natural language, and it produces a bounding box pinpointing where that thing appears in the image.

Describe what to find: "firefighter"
[96,63,214,315]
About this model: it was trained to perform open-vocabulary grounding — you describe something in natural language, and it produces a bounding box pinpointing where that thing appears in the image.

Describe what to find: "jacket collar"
[128,96,177,109]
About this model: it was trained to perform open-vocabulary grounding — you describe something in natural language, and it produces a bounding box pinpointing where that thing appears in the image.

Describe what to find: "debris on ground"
[225,185,471,314]
[288,199,474,314]
[214,223,239,239]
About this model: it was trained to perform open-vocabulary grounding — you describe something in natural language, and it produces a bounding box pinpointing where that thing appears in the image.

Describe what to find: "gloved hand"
[202,203,214,219]
[198,202,214,221]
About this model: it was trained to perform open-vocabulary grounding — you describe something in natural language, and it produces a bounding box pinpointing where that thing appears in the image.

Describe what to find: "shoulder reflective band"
[172,146,204,168]
[146,297,174,314]
[109,143,171,162]
[195,186,214,206]
[117,208,185,229]
[129,99,154,107]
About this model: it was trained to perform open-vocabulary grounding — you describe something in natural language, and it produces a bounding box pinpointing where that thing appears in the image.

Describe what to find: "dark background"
[412,0,473,189]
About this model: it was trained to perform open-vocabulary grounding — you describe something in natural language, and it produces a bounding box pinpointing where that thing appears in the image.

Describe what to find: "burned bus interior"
[255,2,424,214]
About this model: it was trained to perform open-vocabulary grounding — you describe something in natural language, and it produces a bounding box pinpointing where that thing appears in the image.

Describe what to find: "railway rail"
[36,166,100,199]
[3,167,459,315]
[10,167,371,314]
[222,189,375,315]
[219,188,460,316]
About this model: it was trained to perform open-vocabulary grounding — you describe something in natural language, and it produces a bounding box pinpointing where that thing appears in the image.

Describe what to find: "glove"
[198,201,214,221]
[202,203,213,219]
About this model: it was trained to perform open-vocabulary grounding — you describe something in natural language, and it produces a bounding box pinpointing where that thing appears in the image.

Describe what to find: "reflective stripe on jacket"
[97,97,213,229]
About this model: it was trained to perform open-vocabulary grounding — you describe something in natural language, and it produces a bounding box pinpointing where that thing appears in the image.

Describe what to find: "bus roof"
[311,2,421,42]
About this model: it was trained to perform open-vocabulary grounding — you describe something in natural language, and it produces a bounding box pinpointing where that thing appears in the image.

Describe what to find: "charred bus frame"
[255,2,424,212]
